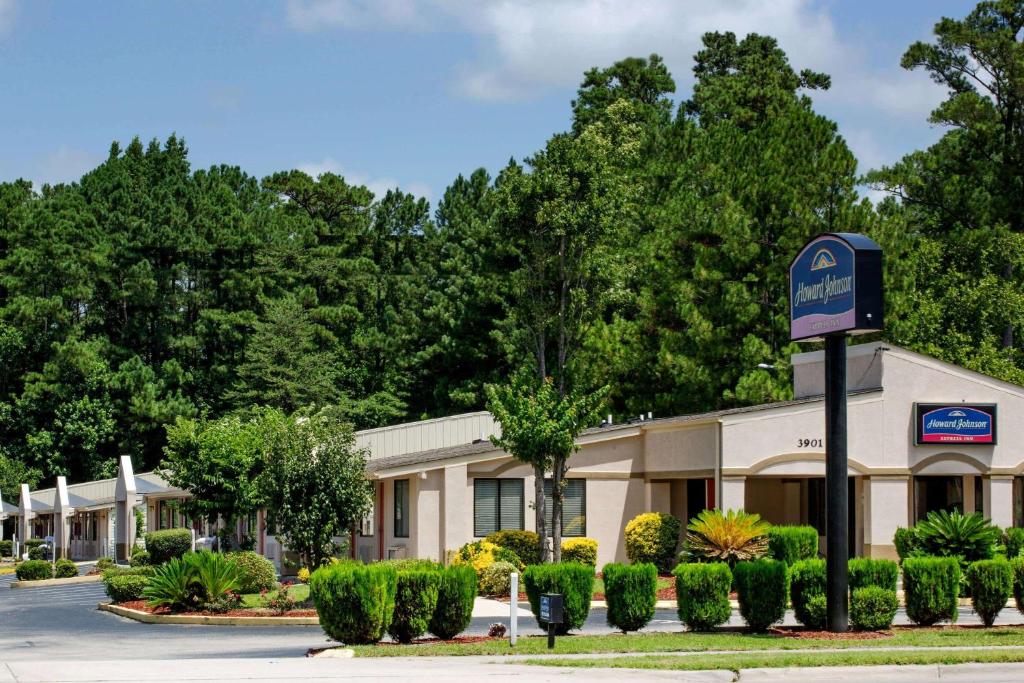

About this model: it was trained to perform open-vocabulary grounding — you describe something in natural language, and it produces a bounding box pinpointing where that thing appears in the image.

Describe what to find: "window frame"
[473,478,525,537]
[393,479,410,538]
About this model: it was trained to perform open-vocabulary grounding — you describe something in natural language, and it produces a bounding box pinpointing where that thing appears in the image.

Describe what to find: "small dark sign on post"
[540,593,563,649]
[790,232,883,634]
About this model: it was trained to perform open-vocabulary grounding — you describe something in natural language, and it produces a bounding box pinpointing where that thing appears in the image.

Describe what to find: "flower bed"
[115,599,317,618]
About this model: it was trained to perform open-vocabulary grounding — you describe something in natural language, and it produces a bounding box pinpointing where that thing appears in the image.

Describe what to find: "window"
[914,476,964,522]
[544,479,586,537]
[474,478,524,537]
[394,479,409,538]
[360,501,375,536]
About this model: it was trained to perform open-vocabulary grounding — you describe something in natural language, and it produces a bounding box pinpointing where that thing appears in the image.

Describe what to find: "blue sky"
[0,0,976,202]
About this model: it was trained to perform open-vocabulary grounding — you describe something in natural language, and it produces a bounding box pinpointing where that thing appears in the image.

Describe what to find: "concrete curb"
[98,602,321,626]
[10,574,103,589]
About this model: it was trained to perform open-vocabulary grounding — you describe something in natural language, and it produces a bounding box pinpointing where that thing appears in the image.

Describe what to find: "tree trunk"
[534,464,549,563]
[551,457,564,563]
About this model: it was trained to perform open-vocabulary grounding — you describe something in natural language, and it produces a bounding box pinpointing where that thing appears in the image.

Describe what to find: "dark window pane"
[544,479,586,537]
[394,479,409,538]
[499,479,524,531]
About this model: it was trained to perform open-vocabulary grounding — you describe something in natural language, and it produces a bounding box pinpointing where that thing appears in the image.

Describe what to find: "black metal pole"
[824,333,849,632]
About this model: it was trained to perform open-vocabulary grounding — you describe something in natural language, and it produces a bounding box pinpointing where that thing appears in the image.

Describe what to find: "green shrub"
[24,538,45,548]
[28,545,45,560]
[673,562,732,632]
[1012,557,1024,617]
[129,549,150,567]
[848,558,898,593]
[96,557,115,571]
[485,530,541,566]
[682,509,770,566]
[388,569,441,644]
[383,558,442,573]
[789,559,826,629]
[625,512,681,572]
[310,562,397,644]
[15,559,52,581]
[850,587,898,631]
[603,562,657,633]
[55,558,78,578]
[104,574,150,603]
[190,551,241,604]
[767,526,818,565]
[903,556,960,626]
[561,538,598,566]
[966,558,1013,627]
[142,556,202,611]
[429,565,477,640]
[451,539,524,572]
[229,551,277,593]
[734,558,788,632]
[478,560,517,597]
[914,509,999,562]
[102,565,157,581]
[0,539,12,557]
[805,594,827,629]
[894,527,919,562]
[145,528,192,564]
[1003,528,1024,559]
[522,562,594,635]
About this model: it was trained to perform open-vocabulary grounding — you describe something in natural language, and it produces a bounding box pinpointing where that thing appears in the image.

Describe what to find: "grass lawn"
[240,583,310,608]
[592,576,673,597]
[350,627,1024,657]
[520,648,1024,671]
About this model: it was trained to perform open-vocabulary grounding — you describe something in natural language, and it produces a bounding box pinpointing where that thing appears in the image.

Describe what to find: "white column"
[443,465,471,561]
[864,476,909,561]
[720,476,746,512]
[987,476,1014,529]
[19,483,34,556]
[963,475,977,515]
[114,455,137,562]
[54,476,73,560]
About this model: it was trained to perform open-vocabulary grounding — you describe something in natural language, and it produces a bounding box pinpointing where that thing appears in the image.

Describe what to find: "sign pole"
[824,333,849,632]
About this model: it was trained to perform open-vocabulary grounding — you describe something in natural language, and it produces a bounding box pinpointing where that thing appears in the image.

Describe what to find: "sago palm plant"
[191,550,241,602]
[142,556,200,611]
[914,509,999,562]
[683,509,771,565]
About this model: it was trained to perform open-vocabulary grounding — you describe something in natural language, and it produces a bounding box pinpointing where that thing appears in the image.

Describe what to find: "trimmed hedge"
[767,526,818,565]
[624,512,681,572]
[848,558,898,593]
[0,539,12,557]
[478,561,517,596]
[893,527,918,562]
[129,549,151,567]
[522,562,594,635]
[966,558,1013,627]
[15,559,52,581]
[429,565,477,640]
[388,569,441,643]
[561,538,598,566]
[229,551,277,593]
[105,574,150,603]
[673,562,732,632]
[102,565,157,580]
[145,528,192,564]
[485,530,541,566]
[903,556,960,626]
[28,545,45,560]
[789,559,826,630]
[24,538,45,548]
[55,558,78,578]
[850,587,898,631]
[310,562,397,644]
[1004,528,1024,559]
[603,562,657,633]
[734,558,788,632]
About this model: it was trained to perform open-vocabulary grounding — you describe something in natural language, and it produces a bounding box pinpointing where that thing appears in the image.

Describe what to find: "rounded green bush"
[903,556,960,626]
[0,539,12,557]
[310,562,397,644]
[478,560,517,597]
[734,558,789,632]
[429,565,477,640]
[55,557,78,578]
[850,586,898,631]
[805,594,827,629]
[673,562,732,632]
[1003,528,1024,559]
[15,559,53,581]
[767,526,818,565]
[603,562,657,633]
[1012,557,1024,618]
[789,559,826,629]
[522,562,594,635]
[103,565,157,580]
[229,551,277,593]
[96,557,115,571]
[388,569,441,644]
[129,549,151,567]
[105,574,150,603]
[485,530,541,566]
[625,512,681,572]
[145,529,193,564]
[383,558,442,573]
[893,527,918,562]
[848,558,898,593]
[28,545,45,560]
[967,557,1013,627]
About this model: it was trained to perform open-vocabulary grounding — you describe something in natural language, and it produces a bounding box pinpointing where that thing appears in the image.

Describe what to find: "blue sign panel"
[790,235,857,339]
[916,404,996,445]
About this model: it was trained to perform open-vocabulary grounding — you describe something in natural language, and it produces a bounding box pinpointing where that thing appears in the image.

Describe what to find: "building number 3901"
[797,438,823,448]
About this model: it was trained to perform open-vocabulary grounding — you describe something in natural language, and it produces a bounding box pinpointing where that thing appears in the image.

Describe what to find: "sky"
[0,0,977,203]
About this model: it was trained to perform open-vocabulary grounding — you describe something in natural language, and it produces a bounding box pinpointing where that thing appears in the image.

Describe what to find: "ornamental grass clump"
[903,556,960,626]
[310,561,397,644]
[673,562,732,632]
[734,558,788,632]
[850,586,899,631]
[429,565,477,640]
[624,512,681,572]
[387,569,441,643]
[602,562,657,633]
[789,559,826,629]
[522,562,594,635]
[848,558,899,593]
[767,526,818,565]
[682,509,770,567]
[966,557,1013,627]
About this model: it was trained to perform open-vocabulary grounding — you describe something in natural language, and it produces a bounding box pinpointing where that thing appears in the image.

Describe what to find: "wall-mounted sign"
[915,403,997,445]
[789,233,884,341]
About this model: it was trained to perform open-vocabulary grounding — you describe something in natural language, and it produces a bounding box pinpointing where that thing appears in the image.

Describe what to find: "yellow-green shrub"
[624,512,681,572]
[561,538,598,566]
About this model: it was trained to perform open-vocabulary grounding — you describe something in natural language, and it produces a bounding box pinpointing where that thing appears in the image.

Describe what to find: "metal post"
[547,622,555,649]
[509,572,518,647]
[825,333,849,632]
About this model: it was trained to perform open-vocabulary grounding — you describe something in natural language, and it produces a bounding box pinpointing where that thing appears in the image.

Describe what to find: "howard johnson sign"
[916,403,997,445]
[789,233,884,341]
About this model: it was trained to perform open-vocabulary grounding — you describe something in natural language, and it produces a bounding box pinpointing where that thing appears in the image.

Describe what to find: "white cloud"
[285,0,434,32]
[0,0,15,34]
[34,146,100,189]
[297,156,433,200]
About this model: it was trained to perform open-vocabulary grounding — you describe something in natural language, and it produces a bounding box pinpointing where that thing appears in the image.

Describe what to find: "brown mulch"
[770,626,893,640]
[115,600,317,618]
